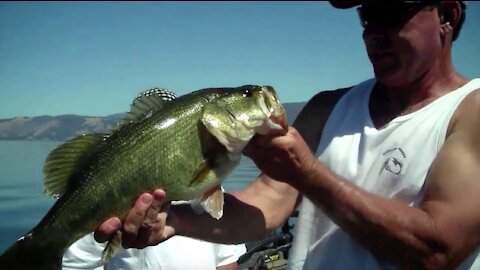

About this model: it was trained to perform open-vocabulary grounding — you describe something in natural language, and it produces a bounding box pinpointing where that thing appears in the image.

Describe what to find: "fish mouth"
[261,86,288,134]
[266,110,288,136]
[222,85,288,137]
[271,114,288,134]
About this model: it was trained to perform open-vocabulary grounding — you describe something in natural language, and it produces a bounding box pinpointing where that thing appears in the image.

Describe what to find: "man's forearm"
[294,160,439,268]
[170,174,299,244]
[170,192,273,244]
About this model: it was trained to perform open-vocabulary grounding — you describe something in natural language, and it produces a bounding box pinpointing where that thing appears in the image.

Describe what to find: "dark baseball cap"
[329,0,361,9]
[329,1,465,9]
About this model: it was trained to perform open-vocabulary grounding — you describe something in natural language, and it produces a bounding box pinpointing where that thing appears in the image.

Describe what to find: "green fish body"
[0,85,287,270]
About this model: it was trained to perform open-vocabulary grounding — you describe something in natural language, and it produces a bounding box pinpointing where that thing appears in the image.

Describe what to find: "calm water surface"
[0,140,260,253]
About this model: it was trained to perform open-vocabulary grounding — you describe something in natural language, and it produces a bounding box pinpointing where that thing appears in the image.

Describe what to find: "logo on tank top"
[382,147,406,175]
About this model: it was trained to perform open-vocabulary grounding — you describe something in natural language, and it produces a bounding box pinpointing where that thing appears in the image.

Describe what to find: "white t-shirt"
[62,233,246,270]
[288,78,480,270]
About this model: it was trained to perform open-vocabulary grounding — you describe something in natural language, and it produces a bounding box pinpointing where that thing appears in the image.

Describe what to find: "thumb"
[94,217,121,243]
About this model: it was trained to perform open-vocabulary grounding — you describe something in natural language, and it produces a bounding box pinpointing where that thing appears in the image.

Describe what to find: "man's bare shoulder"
[293,86,353,151]
[447,87,480,138]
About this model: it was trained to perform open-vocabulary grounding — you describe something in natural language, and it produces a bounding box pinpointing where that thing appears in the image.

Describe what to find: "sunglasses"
[357,1,438,28]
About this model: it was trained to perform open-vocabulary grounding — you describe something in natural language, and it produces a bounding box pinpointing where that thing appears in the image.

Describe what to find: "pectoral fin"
[101,230,122,263]
[189,163,224,219]
[198,185,224,220]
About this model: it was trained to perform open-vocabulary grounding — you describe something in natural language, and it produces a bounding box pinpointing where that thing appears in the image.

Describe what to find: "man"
[96,1,480,269]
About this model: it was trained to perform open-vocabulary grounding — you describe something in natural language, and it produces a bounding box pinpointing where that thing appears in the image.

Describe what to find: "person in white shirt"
[63,233,246,270]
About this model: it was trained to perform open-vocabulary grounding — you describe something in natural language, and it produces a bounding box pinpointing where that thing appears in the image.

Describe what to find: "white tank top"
[288,78,480,270]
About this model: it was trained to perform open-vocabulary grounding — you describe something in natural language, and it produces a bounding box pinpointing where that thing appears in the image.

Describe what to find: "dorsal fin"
[118,88,177,127]
[43,133,106,199]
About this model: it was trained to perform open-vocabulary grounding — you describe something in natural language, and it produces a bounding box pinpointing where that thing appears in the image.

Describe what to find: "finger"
[252,134,272,147]
[132,227,152,249]
[94,217,121,243]
[131,190,167,248]
[147,207,170,244]
[122,193,153,248]
[144,189,166,228]
[148,212,168,244]
[130,201,171,248]
[244,135,269,155]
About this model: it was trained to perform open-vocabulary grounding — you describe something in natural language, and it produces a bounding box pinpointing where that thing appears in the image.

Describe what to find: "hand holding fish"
[243,127,316,186]
[95,189,174,249]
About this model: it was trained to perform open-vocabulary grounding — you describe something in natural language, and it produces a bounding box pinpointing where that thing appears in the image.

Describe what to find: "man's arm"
[271,90,480,269]
[169,173,298,244]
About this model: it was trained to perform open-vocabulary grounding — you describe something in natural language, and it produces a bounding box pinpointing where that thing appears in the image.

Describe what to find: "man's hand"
[94,189,176,249]
[243,127,316,186]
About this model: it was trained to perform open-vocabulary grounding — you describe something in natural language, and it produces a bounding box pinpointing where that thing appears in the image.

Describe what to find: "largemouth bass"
[0,85,287,270]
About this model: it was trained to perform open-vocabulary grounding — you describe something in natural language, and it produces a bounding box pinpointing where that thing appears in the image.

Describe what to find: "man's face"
[360,2,443,86]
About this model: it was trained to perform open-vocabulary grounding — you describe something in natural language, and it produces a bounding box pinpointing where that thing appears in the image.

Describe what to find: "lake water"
[0,140,260,253]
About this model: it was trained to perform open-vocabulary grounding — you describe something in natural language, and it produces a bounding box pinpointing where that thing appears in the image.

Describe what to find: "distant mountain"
[0,114,123,141]
[0,102,305,141]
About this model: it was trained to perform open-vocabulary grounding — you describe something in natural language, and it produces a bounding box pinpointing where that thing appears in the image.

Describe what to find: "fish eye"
[242,89,252,98]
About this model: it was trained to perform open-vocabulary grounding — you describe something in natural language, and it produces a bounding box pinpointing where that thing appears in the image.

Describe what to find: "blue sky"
[1,1,479,118]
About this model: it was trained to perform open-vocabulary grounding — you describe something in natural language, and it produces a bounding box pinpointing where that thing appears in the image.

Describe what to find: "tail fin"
[0,235,62,270]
